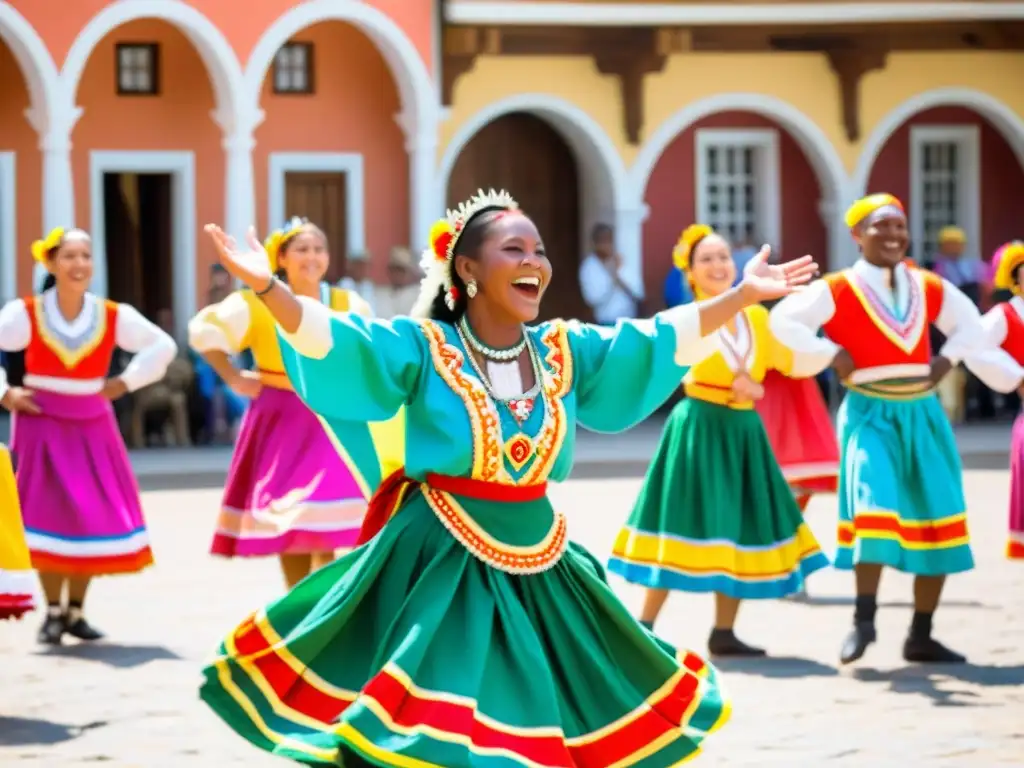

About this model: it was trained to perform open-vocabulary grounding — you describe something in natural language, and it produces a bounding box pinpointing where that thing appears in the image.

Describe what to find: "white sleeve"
[657,303,723,366]
[934,279,984,365]
[114,304,179,392]
[579,257,614,309]
[187,292,251,354]
[0,299,30,402]
[278,296,335,360]
[768,280,841,368]
[964,307,1024,394]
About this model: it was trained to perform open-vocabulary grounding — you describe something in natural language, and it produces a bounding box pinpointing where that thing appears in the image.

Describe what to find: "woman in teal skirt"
[769,194,983,665]
[196,191,817,766]
[609,225,830,658]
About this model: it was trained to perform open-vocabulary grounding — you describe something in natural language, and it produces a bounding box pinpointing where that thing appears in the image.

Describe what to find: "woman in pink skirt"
[966,241,1024,559]
[0,228,177,643]
[189,218,402,589]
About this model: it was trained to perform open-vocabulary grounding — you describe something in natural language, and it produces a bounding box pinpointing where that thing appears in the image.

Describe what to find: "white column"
[222,127,257,244]
[36,112,79,292]
[819,195,855,270]
[396,109,440,252]
[614,203,650,301]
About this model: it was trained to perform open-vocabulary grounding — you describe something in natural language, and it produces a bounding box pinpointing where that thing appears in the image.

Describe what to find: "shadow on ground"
[0,717,106,746]
[851,663,1024,706]
[33,642,181,669]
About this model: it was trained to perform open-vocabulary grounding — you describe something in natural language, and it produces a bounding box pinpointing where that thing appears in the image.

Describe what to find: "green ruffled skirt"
[609,398,829,599]
[200,483,730,766]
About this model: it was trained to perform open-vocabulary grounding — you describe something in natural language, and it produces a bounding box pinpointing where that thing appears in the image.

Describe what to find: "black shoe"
[903,636,966,664]
[38,614,65,645]
[840,621,876,665]
[64,616,104,642]
[708,628,766,657]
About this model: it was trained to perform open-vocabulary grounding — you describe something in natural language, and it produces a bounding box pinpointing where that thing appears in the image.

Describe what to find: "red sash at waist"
[355,469,547,545]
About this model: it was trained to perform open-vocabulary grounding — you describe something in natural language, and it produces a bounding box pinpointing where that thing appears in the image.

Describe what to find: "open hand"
[739,246,819,303]
[229,370,263,399]
[1,387,39,414]
[206,225,273,292]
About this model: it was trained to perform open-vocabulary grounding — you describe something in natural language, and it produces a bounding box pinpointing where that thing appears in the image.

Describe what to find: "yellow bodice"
[683,304,796,410]
[242,286,356,389]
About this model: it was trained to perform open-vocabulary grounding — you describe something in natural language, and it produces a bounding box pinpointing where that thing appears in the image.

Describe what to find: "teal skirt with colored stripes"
[835,390,973,575]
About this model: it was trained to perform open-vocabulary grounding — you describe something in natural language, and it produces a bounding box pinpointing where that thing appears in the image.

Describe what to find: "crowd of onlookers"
[578,222,1018,423]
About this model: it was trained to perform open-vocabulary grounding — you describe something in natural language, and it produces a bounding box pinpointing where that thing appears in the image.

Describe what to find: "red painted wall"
[867,106,1024,260]
[641,111,826,308]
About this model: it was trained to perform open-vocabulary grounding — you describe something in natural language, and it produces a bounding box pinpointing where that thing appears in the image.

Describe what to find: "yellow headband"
[844,193,905,231]
[31,227,64,264]
[672,224,713,272]
[993,241,1024,294]
[263,217,308,272]
[938,226,966,245]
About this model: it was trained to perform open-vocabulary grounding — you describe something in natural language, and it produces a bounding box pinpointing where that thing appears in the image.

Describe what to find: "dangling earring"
[466,279,478,299]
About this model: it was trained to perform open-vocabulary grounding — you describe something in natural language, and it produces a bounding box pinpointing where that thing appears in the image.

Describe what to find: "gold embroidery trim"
[32,296,110,370]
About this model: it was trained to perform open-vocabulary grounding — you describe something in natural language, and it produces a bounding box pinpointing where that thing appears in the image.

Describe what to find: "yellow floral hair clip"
[672,224,713,271]
[31,227,64,264]
[993,241,1024,294]
[263,216,308,271]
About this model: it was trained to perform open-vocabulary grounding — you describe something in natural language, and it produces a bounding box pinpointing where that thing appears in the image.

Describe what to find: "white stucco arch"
[439,93,629,213]
[0,3,60,131]
[630,92,852,266]
[245,0,436,136]
[852,87,1024,197]
[60,0,245,127]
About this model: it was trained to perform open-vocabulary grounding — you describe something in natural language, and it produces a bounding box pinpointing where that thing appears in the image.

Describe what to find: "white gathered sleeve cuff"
[964,307,1023,394]
[659,303,723,367]
[786,348,834,378]
[0,299,32,403]
[115,304,179,392]
[934,279,985,366]
[278,296,336,360]
[187,291,251,354]
[769,281,841,369]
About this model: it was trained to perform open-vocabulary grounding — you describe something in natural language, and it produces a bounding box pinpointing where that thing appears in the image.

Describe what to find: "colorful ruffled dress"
[189,283,404,557]
[199,302,730,766]
[0,444,35,619]
[609,304,829,599]
[0,290,176,575]
[770,260,980,575]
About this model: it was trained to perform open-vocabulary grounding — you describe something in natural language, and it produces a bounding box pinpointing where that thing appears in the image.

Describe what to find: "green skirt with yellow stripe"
[609,397,829,598]
[200,480,730,766]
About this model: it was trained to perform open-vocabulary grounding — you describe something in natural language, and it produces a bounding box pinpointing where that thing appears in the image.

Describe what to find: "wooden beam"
[825,47,887,142]
[591,29,666,144]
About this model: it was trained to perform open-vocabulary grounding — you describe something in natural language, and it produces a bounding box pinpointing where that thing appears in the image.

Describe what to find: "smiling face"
[455,211,552,324]
[688,233,736,298]
[855,211,909,268]
[49,230,93,293]
[279,227,329,285]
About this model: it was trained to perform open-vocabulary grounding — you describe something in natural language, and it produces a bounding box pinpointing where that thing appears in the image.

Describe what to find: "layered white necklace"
[456,317,540,421]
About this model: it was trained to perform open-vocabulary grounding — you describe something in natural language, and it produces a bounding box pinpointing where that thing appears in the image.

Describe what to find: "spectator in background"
[731,234,758,285]
[579,223,644,324]
[663,264,694,308]
[339,250,375,311]
[375,246,421,318]
[930,226,984,305]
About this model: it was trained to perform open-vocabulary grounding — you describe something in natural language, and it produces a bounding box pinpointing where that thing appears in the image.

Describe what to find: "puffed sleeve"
[567,303,721,433]
[768,280,841,374]
[113,304,178,392]
[187,291,252,354]
[277,296,426,422]
[932,278,984,365]
[964,306,1024,394]
[0,299,31,401]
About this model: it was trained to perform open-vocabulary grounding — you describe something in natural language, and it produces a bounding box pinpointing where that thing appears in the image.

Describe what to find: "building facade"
[1,0,1023,333]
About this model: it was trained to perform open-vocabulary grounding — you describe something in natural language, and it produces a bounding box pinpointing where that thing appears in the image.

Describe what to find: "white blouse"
[965,296,1024,394]
[0,290,177,401]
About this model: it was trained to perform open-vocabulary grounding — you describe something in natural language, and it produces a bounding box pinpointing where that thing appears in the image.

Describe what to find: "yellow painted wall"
[441,49,1024,174]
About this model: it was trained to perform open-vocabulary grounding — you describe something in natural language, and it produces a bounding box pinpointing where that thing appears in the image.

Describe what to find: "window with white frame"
[273,42,314,94]
[909,125,979,262]
[116,43,159,95]
[695,129,780,252]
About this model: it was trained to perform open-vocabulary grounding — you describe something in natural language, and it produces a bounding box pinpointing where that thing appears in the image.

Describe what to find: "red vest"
[821,268,944,368]
[1000,302,1024,365]
[23,295,119,378]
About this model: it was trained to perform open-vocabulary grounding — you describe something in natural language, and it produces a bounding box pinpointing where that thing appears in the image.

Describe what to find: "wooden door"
[284,172,348,284]
[103,173,142,309]
[447,113,583,323]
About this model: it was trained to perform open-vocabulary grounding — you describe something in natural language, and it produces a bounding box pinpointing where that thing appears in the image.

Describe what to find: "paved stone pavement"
[0,471,1021,767]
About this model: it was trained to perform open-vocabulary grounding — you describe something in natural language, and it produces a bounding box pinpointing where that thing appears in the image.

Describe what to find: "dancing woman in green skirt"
[609,225,830,658]
[196,192,817,766]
